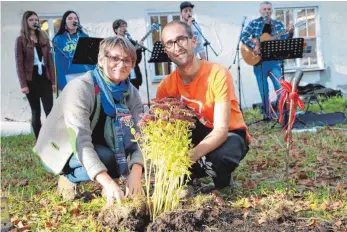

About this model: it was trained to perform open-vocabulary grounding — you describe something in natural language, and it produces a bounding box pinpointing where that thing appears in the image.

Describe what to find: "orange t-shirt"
[156,60,250,142]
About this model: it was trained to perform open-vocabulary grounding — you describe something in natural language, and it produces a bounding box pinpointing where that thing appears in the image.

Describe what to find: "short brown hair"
[98,36,137,66]
[161,20,193,41]
[112,19,127,34]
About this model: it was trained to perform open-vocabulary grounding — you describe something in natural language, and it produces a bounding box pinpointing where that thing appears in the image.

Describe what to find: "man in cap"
[180,1,207,60]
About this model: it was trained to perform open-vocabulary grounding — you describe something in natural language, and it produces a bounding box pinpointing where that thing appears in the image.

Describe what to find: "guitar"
[132,23,161,48]
[241,20,307,66]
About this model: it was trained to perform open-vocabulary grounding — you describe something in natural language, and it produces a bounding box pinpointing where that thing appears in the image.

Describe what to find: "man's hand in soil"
[125,164,144,197]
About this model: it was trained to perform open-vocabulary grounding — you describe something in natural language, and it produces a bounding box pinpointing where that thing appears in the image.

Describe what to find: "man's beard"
[170,50,193,67]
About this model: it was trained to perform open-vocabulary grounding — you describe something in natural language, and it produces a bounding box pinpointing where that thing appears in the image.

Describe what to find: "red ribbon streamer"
[278,80,305,142]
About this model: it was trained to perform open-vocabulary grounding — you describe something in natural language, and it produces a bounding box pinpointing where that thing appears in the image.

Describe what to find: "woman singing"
[53,10,95,90]
[15,11,55,139]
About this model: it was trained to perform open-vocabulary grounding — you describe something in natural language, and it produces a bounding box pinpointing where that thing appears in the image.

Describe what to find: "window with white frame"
[274,6,324,70]
[147,12,180,82]
[38,16,61,41]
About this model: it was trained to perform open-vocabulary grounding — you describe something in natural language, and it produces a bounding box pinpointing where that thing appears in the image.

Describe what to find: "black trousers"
[189,120,249,189]
[26,66,53,139]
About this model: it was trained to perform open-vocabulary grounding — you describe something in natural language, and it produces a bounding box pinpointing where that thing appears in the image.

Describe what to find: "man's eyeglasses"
[163,35,193,51]
[105,54,132,67]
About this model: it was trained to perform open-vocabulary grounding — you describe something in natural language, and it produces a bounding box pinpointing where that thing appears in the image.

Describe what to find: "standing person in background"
[241,1,294,119]
[180,1,206,60]
[53,10,95,91]
[15,11,56,139]
[112,19,143,90]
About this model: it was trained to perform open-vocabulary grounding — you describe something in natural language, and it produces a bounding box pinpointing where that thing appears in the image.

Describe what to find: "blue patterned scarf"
[92,66,134,176]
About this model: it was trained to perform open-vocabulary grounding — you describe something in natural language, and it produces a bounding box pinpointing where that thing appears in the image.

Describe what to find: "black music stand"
[248,38,304,126]
[148,41,172,107]
[72,37,103,65]
[148,41,171,64]
[262,38,304,79]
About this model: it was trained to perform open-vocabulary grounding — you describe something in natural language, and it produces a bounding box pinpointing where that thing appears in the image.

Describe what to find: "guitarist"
[113,19,143,90]
[241,1,294,119]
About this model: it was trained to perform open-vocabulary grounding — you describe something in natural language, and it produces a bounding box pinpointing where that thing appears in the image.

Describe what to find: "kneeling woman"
[34,36,144,205]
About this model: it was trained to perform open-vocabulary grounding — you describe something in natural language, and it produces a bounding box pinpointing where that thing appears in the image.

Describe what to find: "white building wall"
[1,1,346,122]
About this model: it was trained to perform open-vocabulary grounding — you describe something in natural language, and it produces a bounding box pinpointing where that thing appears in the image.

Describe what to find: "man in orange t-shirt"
[157,20,250,189]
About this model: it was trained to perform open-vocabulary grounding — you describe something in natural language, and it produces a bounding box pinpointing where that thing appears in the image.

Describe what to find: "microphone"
[73,21,83,29]
[188,15,195,24]
[125,30,133,40]
[263,13,269,23]
[33,23,41,31]
[242,16,247,26]
[125,30,138,46]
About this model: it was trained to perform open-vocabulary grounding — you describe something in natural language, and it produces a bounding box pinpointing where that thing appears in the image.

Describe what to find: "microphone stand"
[142,47,152,108]
[192,22,218,61]
[230,17,247,112]
[128,37,152,106]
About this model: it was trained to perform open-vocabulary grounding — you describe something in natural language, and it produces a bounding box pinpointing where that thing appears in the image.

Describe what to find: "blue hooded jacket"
[53,31,95,90]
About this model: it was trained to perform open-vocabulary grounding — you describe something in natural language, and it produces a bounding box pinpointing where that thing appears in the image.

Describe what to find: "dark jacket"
[15,35,55,88]
[129,41,143,88]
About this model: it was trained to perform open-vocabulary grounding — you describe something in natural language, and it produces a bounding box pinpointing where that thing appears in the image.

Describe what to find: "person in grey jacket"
[33,36,144,205]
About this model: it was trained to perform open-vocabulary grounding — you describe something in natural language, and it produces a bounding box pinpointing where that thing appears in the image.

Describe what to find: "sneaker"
[57,175,78,200]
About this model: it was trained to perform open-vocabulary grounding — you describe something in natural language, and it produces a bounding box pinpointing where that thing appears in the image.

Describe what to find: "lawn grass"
[1,96,346,231]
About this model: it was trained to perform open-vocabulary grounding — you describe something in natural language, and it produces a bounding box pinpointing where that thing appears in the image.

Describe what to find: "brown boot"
[57,175,78,200]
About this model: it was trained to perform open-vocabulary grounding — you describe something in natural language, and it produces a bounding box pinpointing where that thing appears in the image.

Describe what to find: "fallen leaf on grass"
[3,180,9,188]
[235,175,246,181]
[39,198,50,207]
[243,210,250,219]
[11,217,21,225]
[211,207,219,217]
[320,201,327,211]
[327,201,343,210]
[211,190,225,206]
[242,181,257,190]
[308,219,316,227]
[335,182,345,193]
[261,159,269,169]
[194,210,203,219]
[335,220,342,228]
[71,202,81,217]
[15,179,28,187]
[17,221,31,232]
[71,208,80,217]
[257,217,266,224]
[297,171,308,180]
[44,221,53,228]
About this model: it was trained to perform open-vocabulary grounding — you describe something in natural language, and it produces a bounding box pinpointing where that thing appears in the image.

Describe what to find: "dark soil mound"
[98,196,150,232]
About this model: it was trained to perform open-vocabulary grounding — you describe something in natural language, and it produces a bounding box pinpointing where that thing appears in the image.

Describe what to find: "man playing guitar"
[241,1,294,119]
[113,19,144,90]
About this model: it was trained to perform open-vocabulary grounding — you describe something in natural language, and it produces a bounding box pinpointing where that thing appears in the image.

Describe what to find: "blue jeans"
[253,61,282,117]
[65,144,120,183]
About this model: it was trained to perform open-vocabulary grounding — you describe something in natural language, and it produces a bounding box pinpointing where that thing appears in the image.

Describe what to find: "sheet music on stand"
[261,38,304,62]
[148,41,171,63]
[261,38,304,127]
[72,37,103,65]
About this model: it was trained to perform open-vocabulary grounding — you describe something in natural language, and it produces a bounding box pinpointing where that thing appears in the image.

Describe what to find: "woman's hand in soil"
[96,171,125,206]
[126,164,144,197]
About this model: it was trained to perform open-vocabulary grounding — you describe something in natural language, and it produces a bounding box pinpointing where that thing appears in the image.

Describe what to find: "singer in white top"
[180,1,207,60]
[15,11,55,139]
